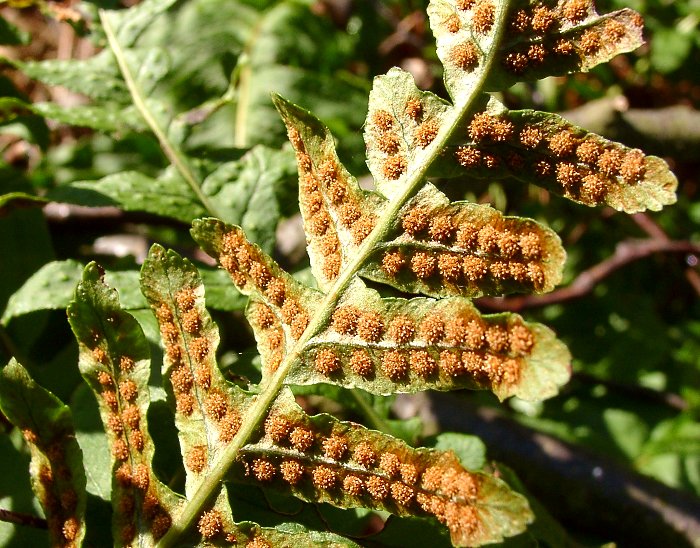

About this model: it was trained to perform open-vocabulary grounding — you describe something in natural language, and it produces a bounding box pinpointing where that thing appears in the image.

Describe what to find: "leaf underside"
[57,0,679,546]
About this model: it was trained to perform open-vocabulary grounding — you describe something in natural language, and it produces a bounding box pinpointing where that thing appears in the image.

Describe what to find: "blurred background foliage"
[0,0,698,546]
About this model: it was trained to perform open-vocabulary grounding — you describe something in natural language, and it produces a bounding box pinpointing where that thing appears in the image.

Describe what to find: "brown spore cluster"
[289,120,376,260]
[515,123,647,202]
[381,203,551,292]
[88,337,155,483]
[414,119,441,148]
[198,509,223,539]
[471,0,495,34]
[221,229,310,342]
[316,300,534,389]
[250,302,286,372]
[468,113,514,143]
[114,464,172,540]
[460,111,646,203]
[450,41,479,72]
[500,2,631,76]
[371,99,436,187]
[244,418,486,538]
[32,438,86,546]
[154,293,242,444]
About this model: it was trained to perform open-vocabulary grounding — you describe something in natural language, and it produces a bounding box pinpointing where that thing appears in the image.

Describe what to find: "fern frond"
[57,0,679,546]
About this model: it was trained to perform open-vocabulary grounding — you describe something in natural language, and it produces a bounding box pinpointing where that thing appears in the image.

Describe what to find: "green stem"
[99,10,222,219]
[157,2,512,544]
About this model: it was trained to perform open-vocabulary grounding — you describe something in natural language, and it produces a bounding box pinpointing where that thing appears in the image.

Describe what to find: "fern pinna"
[0,0,677,546]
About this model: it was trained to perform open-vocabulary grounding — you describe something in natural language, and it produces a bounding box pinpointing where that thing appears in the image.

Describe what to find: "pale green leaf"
[428,0,511,102]
[71,384,112,501]
[6,51,128,103]
[364,67,455,200]
[139,245,251,497]
[48,169,205,223]
[273,95,384,289]
[109,0,180,47]
[104,271,149,310]
[200,268,247,311]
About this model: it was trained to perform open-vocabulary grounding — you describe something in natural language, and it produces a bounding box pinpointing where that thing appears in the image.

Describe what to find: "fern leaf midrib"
[99,10,222,220]
[157,1,513,544]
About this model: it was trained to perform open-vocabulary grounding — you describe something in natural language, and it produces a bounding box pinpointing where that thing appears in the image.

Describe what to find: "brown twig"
[0,508,47,530]
[480,238,700,312]
[633,213,700,297]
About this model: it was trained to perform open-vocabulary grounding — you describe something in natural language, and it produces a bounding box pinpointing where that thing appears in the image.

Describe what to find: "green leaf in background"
[48,168,206,224]
[49,145,294,253]
[432,432,487,471]
[1,260,84,325]
[200,145,297,252]
[4,52,129,103]
[0,16,28,45]
[0,360,87,547]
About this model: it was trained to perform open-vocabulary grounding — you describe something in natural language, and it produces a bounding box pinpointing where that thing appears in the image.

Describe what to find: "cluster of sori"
[456,110,648,205]
[90,345,171,542]
[196,508,269,546]
[501,0,638,75]
[440,0,637,76]
[19,429,82,546]
[235,411,486,540]
[287,125,376,280]
[217,228,311,371]
[378,198,553,295]
[370,104,443,182]
[306,301,536,391]
[155,287,242,448]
